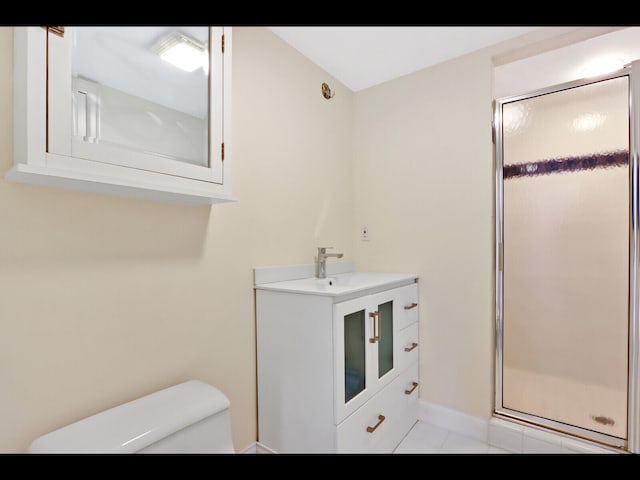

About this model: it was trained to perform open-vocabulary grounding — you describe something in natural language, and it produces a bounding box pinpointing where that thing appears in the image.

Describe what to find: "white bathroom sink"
[315,272,392,288]
[255,271,418,298]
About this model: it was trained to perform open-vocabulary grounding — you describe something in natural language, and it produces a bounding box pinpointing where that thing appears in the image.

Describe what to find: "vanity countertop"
[254,271,418,298]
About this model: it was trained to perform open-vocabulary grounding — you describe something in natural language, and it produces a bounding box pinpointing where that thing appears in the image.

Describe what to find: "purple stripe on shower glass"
[503,150,629,179]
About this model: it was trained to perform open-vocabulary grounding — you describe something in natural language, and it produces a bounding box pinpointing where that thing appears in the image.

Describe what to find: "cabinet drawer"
[397,362,420,435]
[336,362,419,453]
[398,322,419,371]
[396,283,419,331]
[388,363,420,453]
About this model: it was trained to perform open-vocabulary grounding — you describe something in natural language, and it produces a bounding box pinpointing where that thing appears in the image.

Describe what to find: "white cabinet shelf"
[255,267,420,453]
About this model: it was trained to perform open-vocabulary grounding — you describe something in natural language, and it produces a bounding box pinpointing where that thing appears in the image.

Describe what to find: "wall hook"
[321,83,335,100]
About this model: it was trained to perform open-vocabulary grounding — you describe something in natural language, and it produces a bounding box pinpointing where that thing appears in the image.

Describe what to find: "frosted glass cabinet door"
[334,296,375,423]
[333,289,401,424]
[344,310,367,404]
[377,300,394,379]
[368,289,400,393]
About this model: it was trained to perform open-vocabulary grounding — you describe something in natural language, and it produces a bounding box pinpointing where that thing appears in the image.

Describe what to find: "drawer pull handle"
[404,342,418,352]
[404,303,418,310]
[366,414,386,433]
[405,381,419,395]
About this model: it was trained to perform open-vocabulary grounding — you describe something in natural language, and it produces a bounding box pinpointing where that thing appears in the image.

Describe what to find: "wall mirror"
[71,27,210,168]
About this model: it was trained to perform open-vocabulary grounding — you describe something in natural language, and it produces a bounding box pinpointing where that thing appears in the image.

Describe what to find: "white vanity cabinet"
[9,26,234,206]
[255,268,420,453]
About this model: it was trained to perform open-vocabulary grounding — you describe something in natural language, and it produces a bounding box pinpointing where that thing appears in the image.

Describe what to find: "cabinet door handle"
[404,381,419,395]
[369,311,380,343]
[366,414,386,433]
[404,302,418,310]
[404,342,418,352]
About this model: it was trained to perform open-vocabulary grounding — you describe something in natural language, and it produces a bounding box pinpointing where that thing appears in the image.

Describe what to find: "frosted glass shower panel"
[502,77,629,439]
[72,27,209,167]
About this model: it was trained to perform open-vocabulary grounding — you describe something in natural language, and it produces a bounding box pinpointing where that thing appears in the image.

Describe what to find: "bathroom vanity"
[254,263,420,453]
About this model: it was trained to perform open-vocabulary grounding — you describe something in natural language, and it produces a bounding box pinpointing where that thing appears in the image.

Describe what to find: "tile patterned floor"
[394,421,510,454]
[251,420,621,454]
[394,420,622,454]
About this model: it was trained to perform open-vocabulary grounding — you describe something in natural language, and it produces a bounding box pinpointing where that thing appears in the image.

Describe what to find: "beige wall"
[0,27,353,452]
[352,52,496,419]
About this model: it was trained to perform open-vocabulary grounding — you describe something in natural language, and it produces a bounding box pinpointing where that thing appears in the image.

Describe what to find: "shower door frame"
[493,60,640,453]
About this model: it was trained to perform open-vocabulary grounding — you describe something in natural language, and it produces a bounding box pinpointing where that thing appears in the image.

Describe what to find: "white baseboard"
[239,442,276,454]
[418,399,489,442]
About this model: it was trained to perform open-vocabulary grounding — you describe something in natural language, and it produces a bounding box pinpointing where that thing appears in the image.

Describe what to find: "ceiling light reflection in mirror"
[155,31,208,73]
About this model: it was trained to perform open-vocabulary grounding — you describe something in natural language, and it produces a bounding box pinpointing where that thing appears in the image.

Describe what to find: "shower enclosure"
[494,61,640,452]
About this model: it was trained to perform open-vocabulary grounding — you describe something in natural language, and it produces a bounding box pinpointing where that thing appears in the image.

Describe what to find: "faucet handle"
[318,246,334,254]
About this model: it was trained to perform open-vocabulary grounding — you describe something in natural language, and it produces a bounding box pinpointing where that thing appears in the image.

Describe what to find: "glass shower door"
[496,75,630,443]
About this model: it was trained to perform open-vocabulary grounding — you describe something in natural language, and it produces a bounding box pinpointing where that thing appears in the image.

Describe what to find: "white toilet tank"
[28,380,234,454]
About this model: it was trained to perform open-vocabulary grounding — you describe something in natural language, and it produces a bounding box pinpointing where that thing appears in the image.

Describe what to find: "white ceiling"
[268,26,540,91]
[269,26,640,97]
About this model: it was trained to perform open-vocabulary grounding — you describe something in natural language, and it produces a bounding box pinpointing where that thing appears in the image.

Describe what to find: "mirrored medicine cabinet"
[9,26,234,205]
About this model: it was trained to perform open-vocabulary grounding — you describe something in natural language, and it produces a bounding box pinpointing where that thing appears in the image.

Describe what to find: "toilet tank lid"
[28,380,230,454]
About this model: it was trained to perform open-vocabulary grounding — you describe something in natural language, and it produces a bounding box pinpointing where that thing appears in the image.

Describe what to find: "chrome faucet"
[317,247,344,279]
